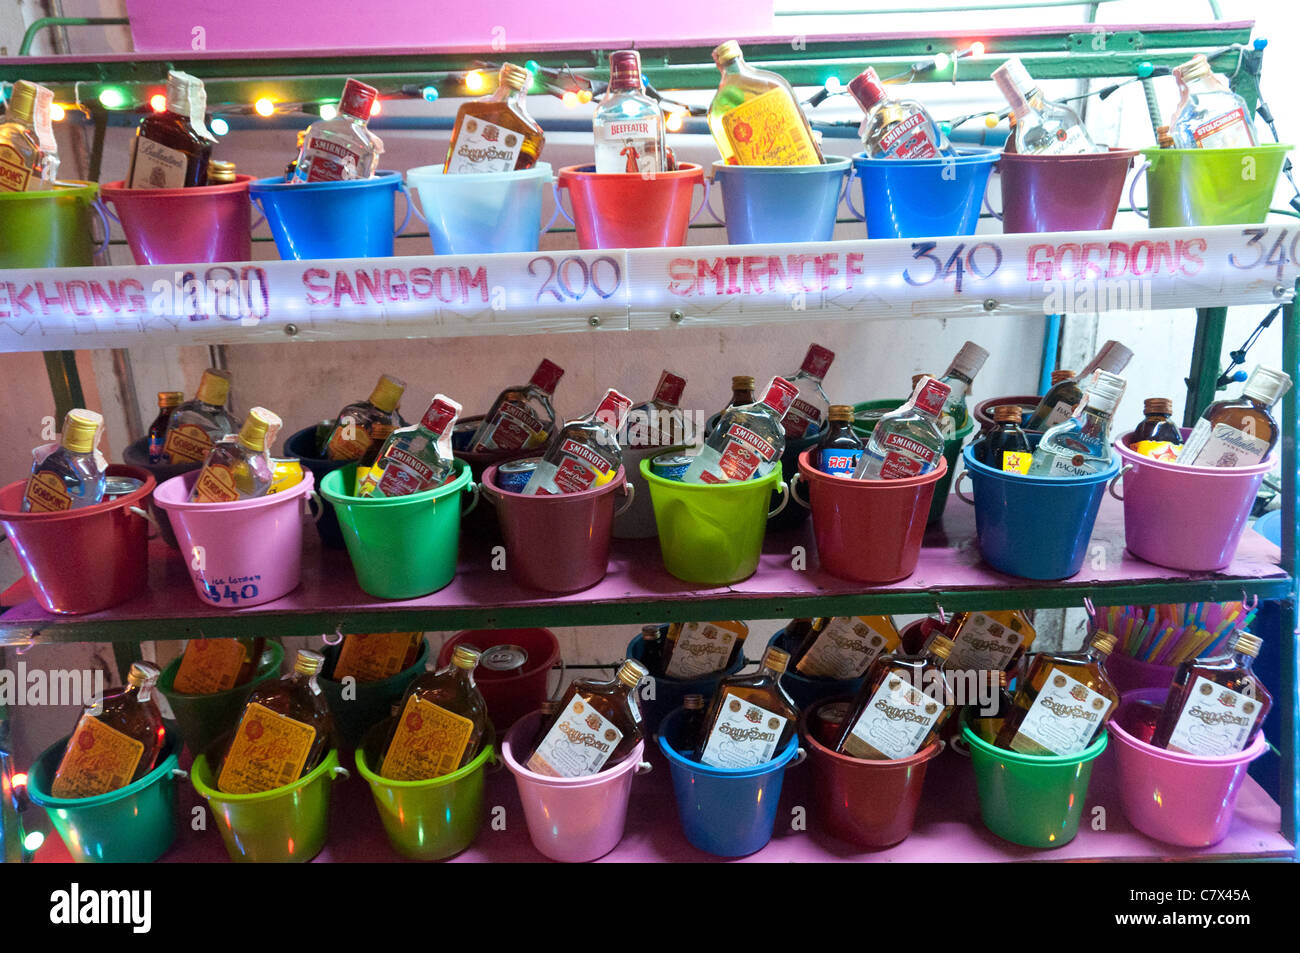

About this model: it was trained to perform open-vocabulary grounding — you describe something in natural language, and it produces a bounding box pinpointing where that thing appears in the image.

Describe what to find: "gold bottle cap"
[62,409,103,454]
[998,670,1009,689]
[617,658,649,688]
[712,41,743,66]
[1230,632,1262,657]
[236,406,281,453]
[683,693,705,710]
[641,623,661,641]
[295,649,325,675]
[1173,54,1212,83]
[732,375,756,390]
[1156,125,1174,149]
[208,160,236,183]
[1051,369,1075,386]
[1143,397,1173,416]
[451,645,481,669]
[158,390,184,409]
[195,368,232,407]
[927,635,954,661]
[499,63,531,92]
[6,80,44,123]
[1090,631,1118,655]
[369,373,406,413]
[763,646,791,673]
[127,661,161,688]
[828,404,854,423]
[994,404,1023,424]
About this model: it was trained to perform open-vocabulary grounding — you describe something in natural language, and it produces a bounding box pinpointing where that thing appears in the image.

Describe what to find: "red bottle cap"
[528,359,566,395]
[608,50,644,89]
[761,376,800,418]
[652,370,687,407]
[913,377,952,416]
[800,344,835,381]
[420,396,460,436]
[595,389,634,430]
[340,79,379,120]
[848,68,889,112]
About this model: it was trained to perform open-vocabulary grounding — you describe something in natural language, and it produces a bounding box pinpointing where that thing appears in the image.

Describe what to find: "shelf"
[1,493,1287,644]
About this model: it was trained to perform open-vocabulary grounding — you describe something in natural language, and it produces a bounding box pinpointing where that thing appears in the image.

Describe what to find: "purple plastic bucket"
[995,147,1137,233]
[100,176,253,265]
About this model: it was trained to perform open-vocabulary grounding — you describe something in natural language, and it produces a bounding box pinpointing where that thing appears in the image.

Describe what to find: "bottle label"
[192,464,240,503]
[595,120,661,174]
[333,632,420,682]
[795,616,898,679]
[945,612,1032,672]
[376,446,445,497]
[1133,440,1180,462]
[699,693,788,769]
[473,401,547,451]
[537,438,616,494]
[1192,107,1254,149]
[664,621,746,679]
[50,714,146,799]
[1009,669,1109,756]
[173,638,249,694]
[1043,400,1075,429]
[843,673,946,760]
[1179,419,1269,468]
[871,431,940,479]
[379,695,476,781]
[702,422,777,484]
[326,421,375,461]
[147,430,166,463]
[163,423,214,464]
[527,694,624,778]
[299,134,367,182]
[1165,675,1263,756]
[783,398,824,439]
[24,470,73,512]
[721,87,820,166]
[1030,123,1092,156]
[217,702,318,794]
[447,117,525,174]
[820,448,863,477]
[129,137,190,189]
[0,143,36,193]
[1001,450,1033,474]
[876,112,942,158]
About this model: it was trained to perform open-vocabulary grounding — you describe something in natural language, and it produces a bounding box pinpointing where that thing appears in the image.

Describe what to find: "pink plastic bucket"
[1104,651,1175,697]
[100,176,253,265]
[153,470,316,608]
[480,465,634,593]
[993,147,1137,233]
[555,163,707,249]
[1111,429,1271,572]
[1110,688,1270,847]
[501,710,651,862]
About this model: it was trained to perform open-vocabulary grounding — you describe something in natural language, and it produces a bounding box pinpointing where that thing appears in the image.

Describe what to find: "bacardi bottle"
[993,57,1101,156]
[708,41,823,166]
[51,662,165,798]
[163,368,239,465]
[470,359,564,452]
[625,370,688,449]
[444,63,545,174]
[937,340,990,436]
[1151,632,1271,755]
[324,373,406,462]
[23,409,106,513]
[527,659,647,777]
[291,78,383,182]
[172,637,266,695]
[1129,397,1183,461]
[781,343,835,439]
[1026,340,1133,431]
[380,646,489,780]
[683,376,798,484]
[980,404,1034,473]
[0,80,58,192]
[1169,54,1258,149]
[696,646,799,769]
[817,404,865,477]
[1028,370,1125,477]
[995,632,1120,756]
[127,71,215,189]
[357,394,461,498]
[522,389,632,495]
[793,615,901,680]
[594,50,667,175]
[331,632,423,683]
[835,637,955,760]
[1177,365,1291,468]
[853,376,950,480]
[147,391,184,464]
[189,407,281,503]
[849,66,951,158]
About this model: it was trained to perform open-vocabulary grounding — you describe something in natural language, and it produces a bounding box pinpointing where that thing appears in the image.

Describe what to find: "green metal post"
[42,352,86,424]
[1184,307,1228,425]
[1282,288,1298,848]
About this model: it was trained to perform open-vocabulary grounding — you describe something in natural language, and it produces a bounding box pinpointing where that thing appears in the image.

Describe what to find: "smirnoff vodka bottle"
[780,343,835,439]
[523,389,633,495]
[850,67,951,158]
[358,395,462,497]
[854,376,950,480]
[683,376,798,484]
[471,359,564,452]
[291,78,383,182]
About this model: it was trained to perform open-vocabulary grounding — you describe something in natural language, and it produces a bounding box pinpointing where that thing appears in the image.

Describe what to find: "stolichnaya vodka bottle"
[1169,54,1258,149]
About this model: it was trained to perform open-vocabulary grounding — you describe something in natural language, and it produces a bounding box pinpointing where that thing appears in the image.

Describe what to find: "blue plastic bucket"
[627,627,745,734]
[849,150,998,238]
[956,435,1119,580]
[249,170,410,259]
[657,706,803,857]
[711,156,850,244]
[766,627,865,710]
[406,162,555,255]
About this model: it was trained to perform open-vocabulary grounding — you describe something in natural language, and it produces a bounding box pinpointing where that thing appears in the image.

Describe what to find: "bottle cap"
[616,658,649,688]
[528,358,565,396]
[62,409,103,454]
[732,375,756,392]
[927,635,954,661]
[594,389,634,431]
[912,376,952,417]
[499,63,531,93]
[6,80,42,123]
[1090,631,1117,655]
[683,693,705,710]
[451,645,482,669]
[1242,365,1293,407]
[294,649,325,675]
[1173,54,1212,83]
[195,368,232,407]
[760,376,800,418]
[1084,370,1126,415]
[762,646,791,673]
[608,50,644,88]
[652,370,687,407]
[339,78,379,120]
[1143,397,1173,416]
[1230,632,1262,657]
[1094,340,1134,375]
[126,661,161,689]
[1156,125,1175,148]
[992,57,1036,110]
[368,373,406,413]
[993,404,1024,424]
[712,41,743,67]
[1051,369,1075,387]
[998,670,1009,689]
[947,341,990,380]
[208,160,236,183]
[828,404,854,423]
[158,390,184,409]
[798,344,835,381]
[641,623,661,641]
[419,394,462,437]
[237,407,282,453]
[848,67,889,112]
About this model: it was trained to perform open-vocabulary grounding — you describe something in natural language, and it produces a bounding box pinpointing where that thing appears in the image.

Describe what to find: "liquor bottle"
[678,694,708,749]
[189,407,281,503]
[594,50,667,175]
[532,698,562,750]
[1047,369,1074,393]
[936,341,990,437]
[528,659,648,777]
[291,78,383,182]
[331,632,423,683]
[994,632,1120,756]
[853,376,950,480]
[662,621,749,680]
[1169,54,1258,149]
[1028,370,1125,477]
[793,615,901,680]
[0,80,59,192]
[444,63,545,174]
[1156,125,1175,149]
[696,646,799,768]
[684,376,798,484]
[1151,632,1271,755]
[1026,340,1133,430]
[1130,397,1183,461]
[980,404,1033,473]
[163,368,239,465]
[522,389,633,495]
[23,409,106,513]
[992,57,1101,155]
[707,41,823,166]
[284,129,308,179]
[835,637,955,761]
[218,650,334,794]
[783,617,821,654]
[470,358,564,452]
[323,373,406,461]
[147,391,184,464]
[625,370,688,449]
[127,71,215,189]
[380,646,489,781]
[940,609,1037,675]
[1178,366,1291,468]
[357,394,461,498]
[172,637,266,694]
[727,375,756,408]
[208,159,236,183]
[817,405,866,477]
[51,662,165,798]
[970,670,1015,744]
[780,343,836,439]
[849,66,951,159]
[639,624,665,676]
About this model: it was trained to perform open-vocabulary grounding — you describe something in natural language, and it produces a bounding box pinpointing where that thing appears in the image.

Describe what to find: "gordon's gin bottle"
[850,67,951,158]
[189,407,281,503]
[594,50,666,175]
[683,376,798,484]
[358,394,461,497]
[470,359,564,452]
[625,369,688,448]
[291,78,383,182]
[163,368,239,465]
[444,63,545,174]
[993,57,1100,156]
[708,41,823,166]
[23,409,106,512]
[780,343,835,439]
[127,70,215,188]
[0,80,59,192]
[1169,54,1258,149]
[854,376,950,480]
[522,389,633,495]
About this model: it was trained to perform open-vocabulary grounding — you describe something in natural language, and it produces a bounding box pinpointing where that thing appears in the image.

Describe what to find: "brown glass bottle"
[172,636,266,694]
[980,404,1033,473]
[696,646,799,768]
[638,624,665,676]
[330,631,422,683]
[678,693,708,746]
[835,636,955,760]
[1131,398,1182,444]
[147,391,184,464]
[795,616,900,679]
[51,663,165,798]
[444,63,545,173]
[662,620,748,679]
[527,659,647,777]
[995,632,1120,755]
[729,375,756,407]
[786,617,826,659]
[380,645,489,780]
[817,405,865,477]
[970,670,1014,743]
[1151,632,1272,755]
[1178,366,1292,467]
[127,71,214,188]
[1026,340,1133,431]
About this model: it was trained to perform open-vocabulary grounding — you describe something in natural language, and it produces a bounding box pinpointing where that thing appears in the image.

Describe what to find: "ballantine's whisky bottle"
[380,646,489,780]
[708,41,823,166]
[995,632,1120,756]
[696,646,799,769]
[835,637,955,760]
[528,659,648,777]
[445,63,545,174]
[189,408,281,503]
[324,373,406,461]
[0,80,59,192]
[51,663,165,798]
[1151,632,1272,755]
[1178,365,1291,468]
[164,368,239,465]
[127,71,216,188]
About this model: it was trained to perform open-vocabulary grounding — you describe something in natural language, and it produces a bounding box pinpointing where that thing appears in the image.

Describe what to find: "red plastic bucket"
[555,163,707,249]
[100,176,253,265]
[480,464,634,593]
[0,465,154,615]
[437,628,561,733]
[790,450,946,584]
[993,147,1137,233]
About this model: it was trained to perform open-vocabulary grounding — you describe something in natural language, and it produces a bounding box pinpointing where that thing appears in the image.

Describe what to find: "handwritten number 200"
[530,255,621,303]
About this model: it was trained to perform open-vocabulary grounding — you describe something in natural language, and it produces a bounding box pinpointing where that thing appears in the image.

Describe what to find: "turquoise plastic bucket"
[407,162,554,255]
[711,156,850,244]
[249,170,410,259]
[849,150,998,238]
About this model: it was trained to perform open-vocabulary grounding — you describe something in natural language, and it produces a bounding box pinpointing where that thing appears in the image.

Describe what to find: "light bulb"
[50,103,66,122]
[970,41,986,57]
[577,89,592,104]
[150,93,167,112]
[666,109,686,132]
[561,90,579,108]
[824,76,842,94]
[319,103,338,121]
[932,52,950,71]
[465,70,486,94]
[984,112,999,129]
[422,85,439,102]
[254,97,276,117]
[370,99,382,116]
[98,87,127,109]
[210,116,229,135]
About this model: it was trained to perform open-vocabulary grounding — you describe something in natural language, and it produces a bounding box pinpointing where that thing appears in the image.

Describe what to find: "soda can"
[650,451,695,481]
[495,459,539,493]
[104,476,144,499]
[452,419,479,452]
[480,644,529,673]
[814,700,850,749]
[267,458,304,495]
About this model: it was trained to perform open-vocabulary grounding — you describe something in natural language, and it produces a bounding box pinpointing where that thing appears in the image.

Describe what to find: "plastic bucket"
[956,436,1118,580]
[157,639,285,756]
[963,716,1107,848]
[100,175,253,264]
[790,449,945,584]
[481,464,633,593]
[1135,144,1292,228]
[641,457,786,586]
[0,464,155,615]
[27,735,181,863]
[501,710,650,862]
[1111,428,1270,572]
[320,461,476,599]
[1104,651,1175,697]
[848,150,997,239]
[973,394,1039,435]
[657,706,803,857]
[800,698,943,849]
[318,638,430,746]
[703,411,816,532]
[711,156,850,244]
[437,629,561,733]
[407,162,554,255]
[613,443,667,539]
[555,162,707,249]
[121,436,201,550]
[284,424,351,549]
[851,399,970,525]
[190,748,346,862]
[994,148,1137,233]
[627,627,745,734]
[1109,688,1269,847]
[354,721,496,860]
[249,170,410,259]
[0,180,102,268]
[153,469,316,608]
[767,627,865,710]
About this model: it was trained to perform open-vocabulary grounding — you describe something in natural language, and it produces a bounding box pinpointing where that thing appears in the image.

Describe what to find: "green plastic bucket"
[27,734,181,862]
[1137,144,1292,228]
[851,398,972,525]
[157,639,284,756]
[962,717,1107,848]
[320,461,477,599]
[190,748,345,862]
[0,180,103,268]
[354,721,496,860]
[640,454,786,585]
[318,638,430,746]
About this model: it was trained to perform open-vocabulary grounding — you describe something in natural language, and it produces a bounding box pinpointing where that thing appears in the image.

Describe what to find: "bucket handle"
[330,765,351,781]
[127,504,160,540]
[844,163,866,222]
[170,768,189,780]
[789,746,807,768]
[688,174,713,228]
[613,481,636,518]
[1108,463,1132,502]
[551,179,576,227]
[768,479,789,519]
[461,481,481,517]
[540,172,563,236]
[954,470,976,505]
[787,471,811,509]
[1128,158,1150,219]
[483,746,504,775]
[303,490,324,523]
[90,198,114,258]
[634,760,653,775]
[394,180,414,237]
[982,162,1004,222]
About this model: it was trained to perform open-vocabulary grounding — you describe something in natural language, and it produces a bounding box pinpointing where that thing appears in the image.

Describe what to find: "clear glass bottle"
[0,80,59,192]
[51,662,165,798]
[1028,370,1125,477]
[445,63,545,174]
[127,70,215,189]
[172,636,266,695]
[1169,54,1258,149]
[594,50,667,175]
[324,373,406,462]
[817,404,865,477]
[291,78,383,182]
[1026,340,1133,431]
[470,358,564,452]
[1178,365,1291,468]
[980,404,1034,473]
[189,407,281,503]
[707,40,823,166]
[849,66,951,159]
[523,389,632,495]
[625,370,688,449]
[992,57,1101,156]
[995,632,1120,756]
[147,391,184,464]
[1130,397,1184,460]
[528,659,648,777]
[835,637,955,760]
[793,615,901,680]
[380,645,489,780]
[696,646,799,768]
[780,343,835,439]
[684,376,798,484]
[23,409,106,512]
[937,340,990,437]
[854,376,950,480]
[1151,632,1272,755]
[357,394,461,497]
[164,368,239,464]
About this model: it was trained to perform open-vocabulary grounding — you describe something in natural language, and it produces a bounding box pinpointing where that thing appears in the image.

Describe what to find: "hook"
[1242,592,1259,614]
[1083,596,1096,620]
[13,637,37,656]
[323,626,344,646]
[934,600,947,626]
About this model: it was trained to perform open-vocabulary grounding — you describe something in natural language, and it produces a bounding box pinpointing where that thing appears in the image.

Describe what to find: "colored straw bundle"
[1093,602,1258,667]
